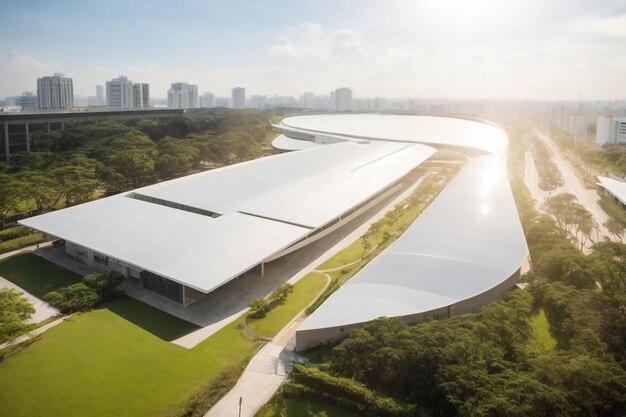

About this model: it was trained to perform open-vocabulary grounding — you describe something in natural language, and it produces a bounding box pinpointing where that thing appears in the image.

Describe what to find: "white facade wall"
[37,73,74,110]
[106,76,133,108]
[168,82,198,109]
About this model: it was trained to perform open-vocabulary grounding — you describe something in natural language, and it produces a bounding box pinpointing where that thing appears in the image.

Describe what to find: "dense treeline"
[0,108,285,229]
[268,127,626,417]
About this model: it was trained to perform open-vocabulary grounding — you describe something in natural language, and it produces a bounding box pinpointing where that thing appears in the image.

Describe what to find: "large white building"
[597,115,626,146]
[17,92,37,111]
[231,87,245,109]
[167,83,198,109]
[37,73,74,110]
[199,92,215,108]
[106,76,149,109]
[21,115,527,347]
[334,87,353,111]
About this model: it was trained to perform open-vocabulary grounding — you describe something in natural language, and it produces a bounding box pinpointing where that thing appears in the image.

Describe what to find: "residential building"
[334,87,353,112]
[106,76,133,108]
[231,87,245,109]
[96,85,105,105]
[37,73,74,110]
[301,92,314,109]
[199,92,215,108]
[597,115,626,146]
[105,76,149,109]
[17,92,37,111]
[167,83,198,109]
[132,83,150,108]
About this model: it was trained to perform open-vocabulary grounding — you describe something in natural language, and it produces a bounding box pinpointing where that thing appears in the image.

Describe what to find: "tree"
[44,283,99,313]
[0,288,35,343]
[605,218,626,241]
[360,235,372,256]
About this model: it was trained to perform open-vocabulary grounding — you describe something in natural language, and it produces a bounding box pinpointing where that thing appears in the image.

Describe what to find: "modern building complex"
[270,115,528,350]
[596,115,626,146]
[167,83,198,109]
[20,115,528,347]
[334,87,353,111]
[37,73,74,110]
[16,92,37,111]
[106,76,149,109]
[231,87,245,109]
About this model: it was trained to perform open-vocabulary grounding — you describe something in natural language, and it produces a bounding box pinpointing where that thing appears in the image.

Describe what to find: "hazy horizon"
[1,0,625,101]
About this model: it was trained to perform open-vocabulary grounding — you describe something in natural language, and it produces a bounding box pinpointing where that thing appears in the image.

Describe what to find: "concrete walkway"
[0,316,66,350]
[0,243,61,325]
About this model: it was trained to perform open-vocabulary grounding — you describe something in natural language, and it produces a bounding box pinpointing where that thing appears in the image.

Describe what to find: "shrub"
[82,272,124,302]
[249,299,270,318]
[45,283,99,313]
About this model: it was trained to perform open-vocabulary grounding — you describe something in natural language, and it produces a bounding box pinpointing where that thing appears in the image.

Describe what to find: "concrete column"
[260,262,265,276]
[25,122,30,152]
[4,123,9,162]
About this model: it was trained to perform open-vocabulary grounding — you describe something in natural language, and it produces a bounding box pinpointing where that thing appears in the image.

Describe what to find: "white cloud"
[572,13,626,39]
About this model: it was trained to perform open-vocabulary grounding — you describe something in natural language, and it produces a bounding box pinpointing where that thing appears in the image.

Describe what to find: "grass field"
[249,272,327,337]
[0,303,260,417]
[256,399,360,417]
[0,253,82,297]
[528,308,556,352]
[100,296,200,341]
[0,254,329,417]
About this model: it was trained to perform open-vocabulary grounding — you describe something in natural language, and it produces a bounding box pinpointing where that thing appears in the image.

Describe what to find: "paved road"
[533,130,621,246]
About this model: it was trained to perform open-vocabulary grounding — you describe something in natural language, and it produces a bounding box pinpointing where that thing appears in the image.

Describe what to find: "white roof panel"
[134,140,435,228]
[300,150,529,331]
[598,176,626,205]
[20,196,309,293]
[280,114,508,154]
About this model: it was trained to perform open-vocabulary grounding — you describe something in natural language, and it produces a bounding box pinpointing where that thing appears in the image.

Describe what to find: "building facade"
[37,73,74,110]
[231,87,245,109]
[167,83,198,109]
[597,115,626,146]
[132,83,150,108]
[334,87,353,112]
[96,85,105,106]
[106,76,149,109]
[17,92,37,111]
[199,92,215,108]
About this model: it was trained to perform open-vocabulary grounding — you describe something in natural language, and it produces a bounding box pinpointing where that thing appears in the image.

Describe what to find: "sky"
[1,0,625,100]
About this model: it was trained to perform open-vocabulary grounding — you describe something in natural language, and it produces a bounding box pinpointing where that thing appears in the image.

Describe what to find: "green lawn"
[256,399,360,417]
[0,303,260,417]
[0,226,23,239]
[100,296,201,341]
[528,308,556,352]
[249,272,327,337]
[0,254,330,417]
[0,253,82,297]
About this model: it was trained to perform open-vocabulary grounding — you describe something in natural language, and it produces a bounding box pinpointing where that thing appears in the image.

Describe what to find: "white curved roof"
[598,176,626,205]
[300,151,528,330]
[284,115,528,335]
[280,114,508,154]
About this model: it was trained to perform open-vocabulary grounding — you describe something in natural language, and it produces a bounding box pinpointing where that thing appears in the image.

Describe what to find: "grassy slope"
[0,253,82,297]
[256,399,360,417]
[528,308,556,352]
[249,272,327,337]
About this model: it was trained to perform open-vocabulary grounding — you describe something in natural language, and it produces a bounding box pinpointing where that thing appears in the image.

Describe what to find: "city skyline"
[0,0,625,100]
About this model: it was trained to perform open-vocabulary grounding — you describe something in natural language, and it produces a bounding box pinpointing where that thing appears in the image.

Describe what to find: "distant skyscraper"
[106,76,133,108]
[37,73,74,110]
[96,85,104,105]
[132,83,150,108]
[105,76,149,109]
[329,90,336,110]
[231,87,245,109]
[17,92,37,111]
[301,92,314,109]
[335,87,353,112]
[199,92,215,108]
[167,83,198,109]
